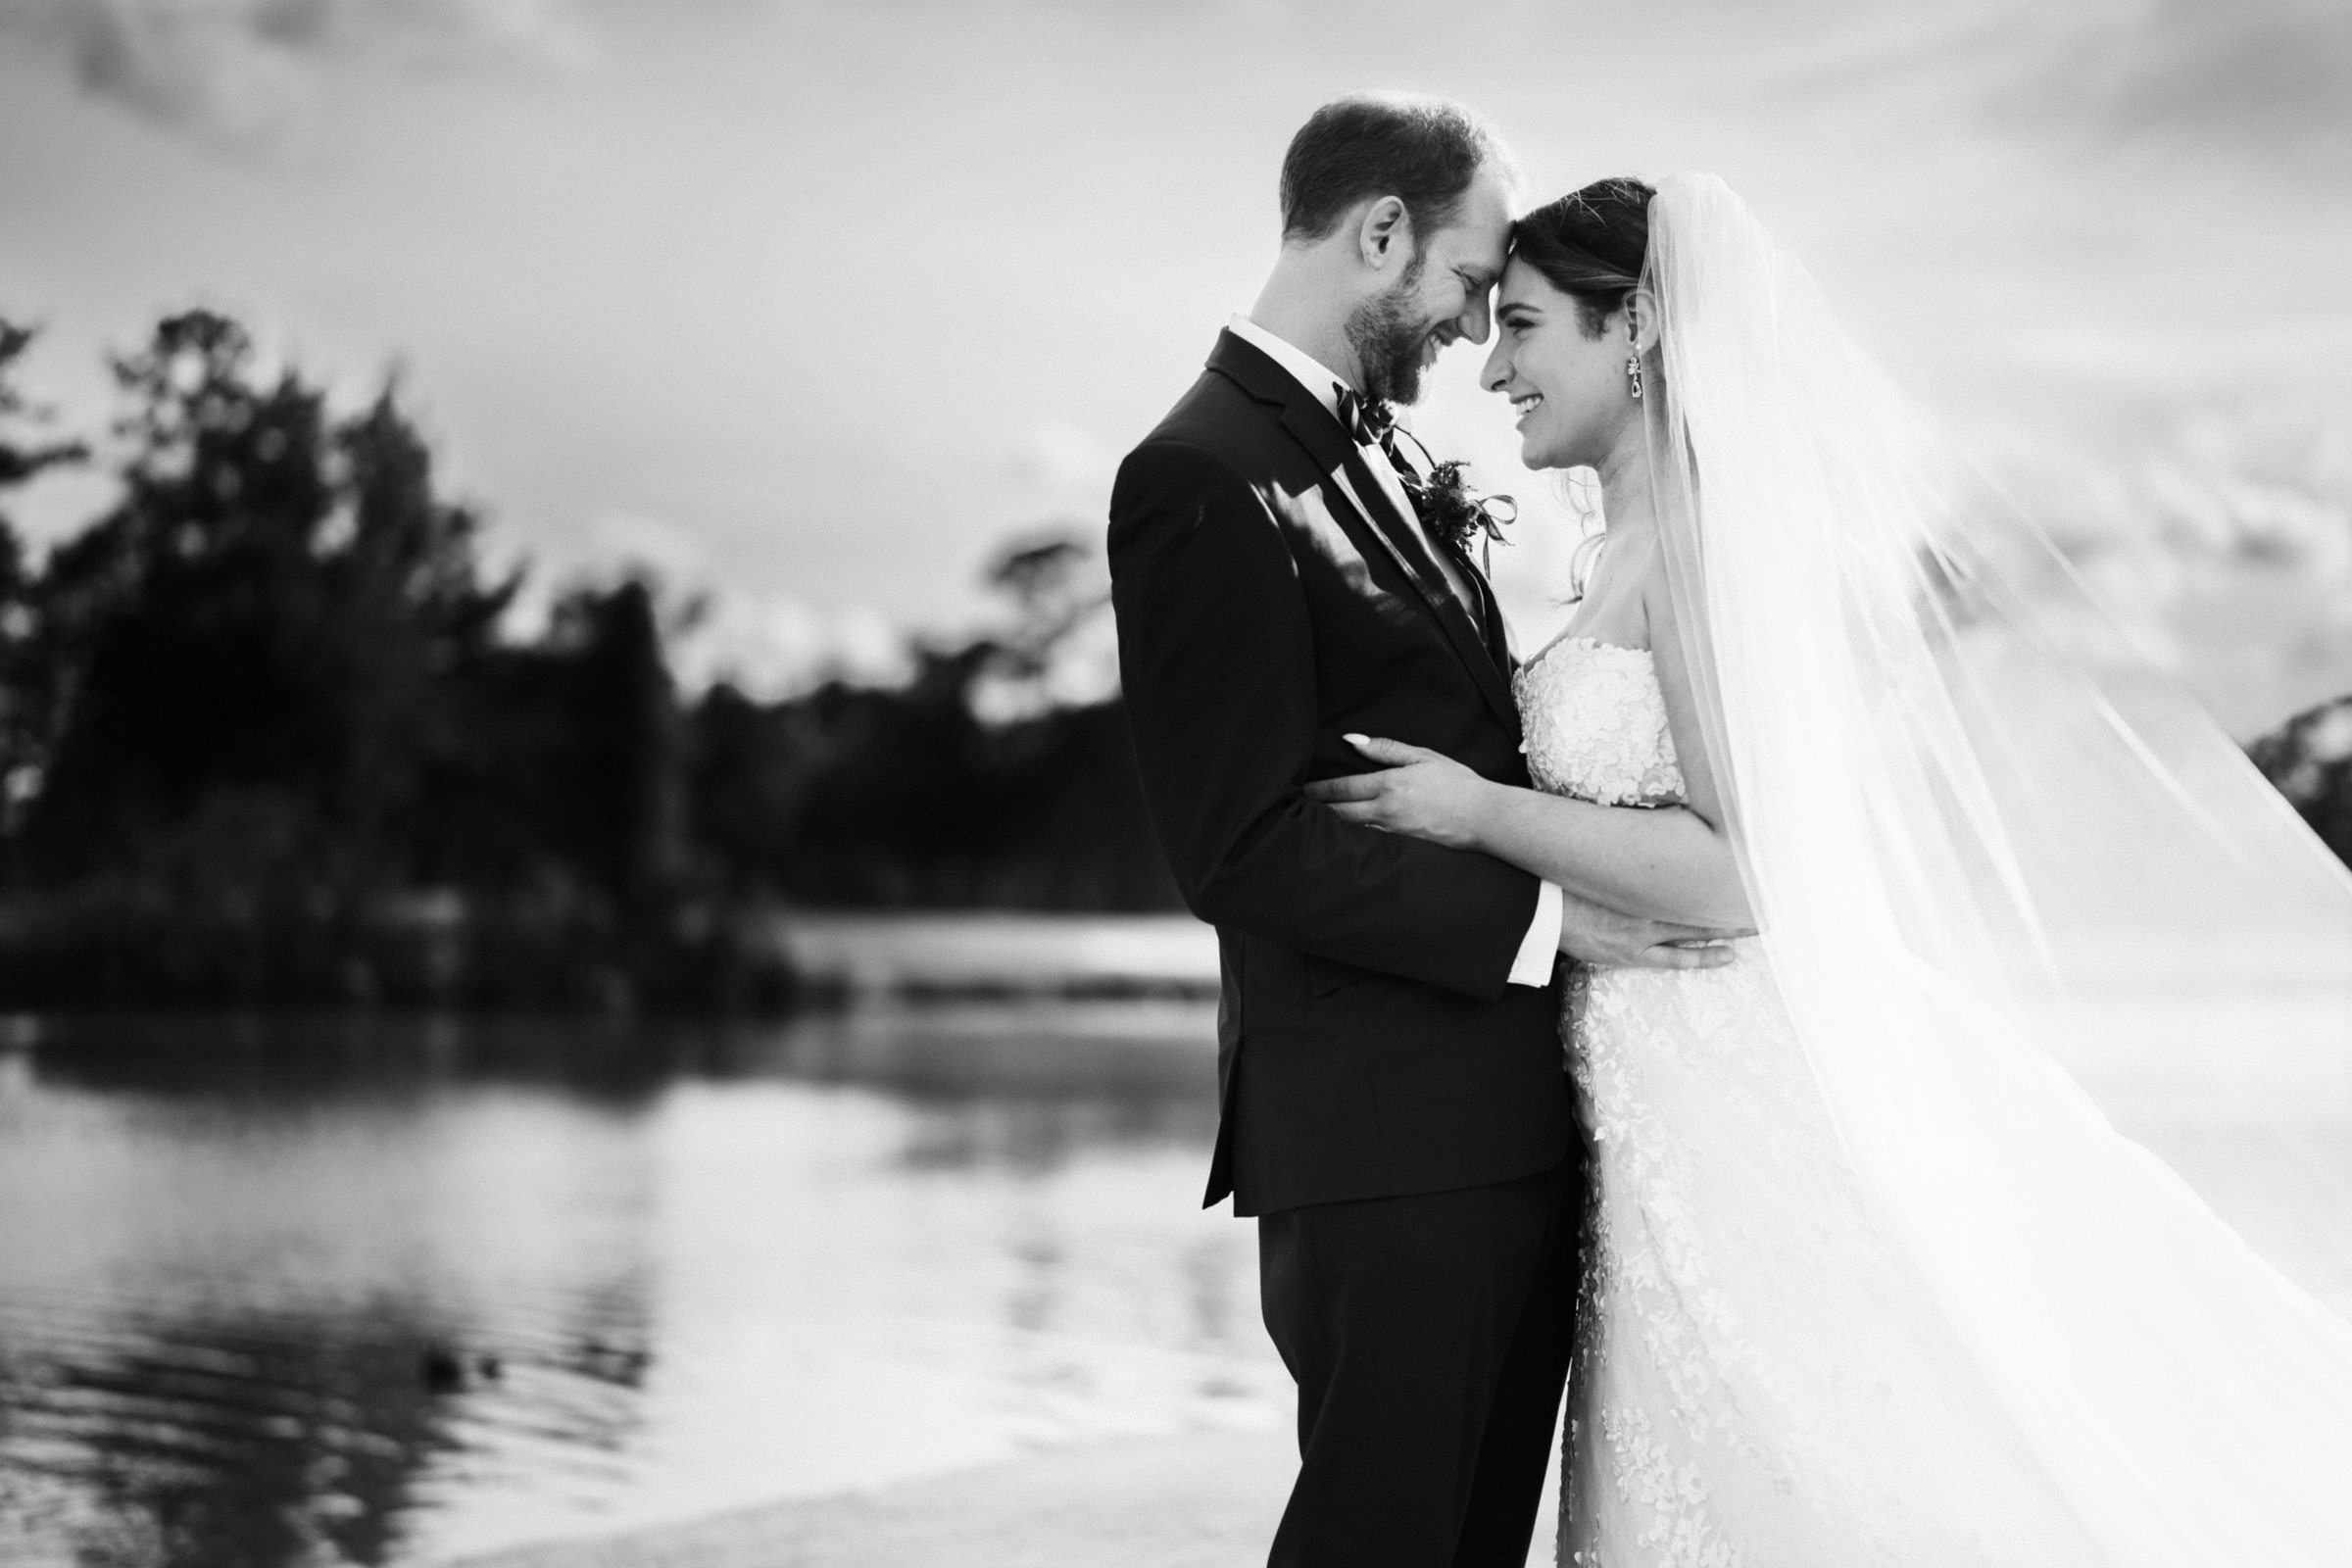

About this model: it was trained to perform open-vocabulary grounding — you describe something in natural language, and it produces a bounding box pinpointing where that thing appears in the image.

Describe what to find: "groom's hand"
[1556,886,1745,970]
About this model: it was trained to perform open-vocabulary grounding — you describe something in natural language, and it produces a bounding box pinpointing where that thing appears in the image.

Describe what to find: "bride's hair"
[1509,176,1655,337]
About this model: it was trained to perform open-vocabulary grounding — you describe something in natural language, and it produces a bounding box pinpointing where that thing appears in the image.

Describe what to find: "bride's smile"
[1481,255,1649,474]
[1113,85,2352,1563]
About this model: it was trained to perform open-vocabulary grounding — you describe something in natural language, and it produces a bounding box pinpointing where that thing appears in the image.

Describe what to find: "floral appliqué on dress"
[1518,637,2012,1568]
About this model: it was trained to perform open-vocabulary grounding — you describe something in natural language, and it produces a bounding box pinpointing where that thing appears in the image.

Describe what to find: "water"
[3,998,2350,1568]
[0,1005,1286,1567]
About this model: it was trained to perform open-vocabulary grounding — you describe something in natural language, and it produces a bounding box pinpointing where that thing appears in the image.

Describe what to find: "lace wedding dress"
[1504,173,2352,1568]
[1519,636,2111,1568]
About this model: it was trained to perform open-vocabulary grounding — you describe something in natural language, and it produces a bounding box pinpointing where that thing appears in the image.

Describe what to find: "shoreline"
[0,907,1221,1015]
[772,910,1219,1000]
[435,1426,1300,1568]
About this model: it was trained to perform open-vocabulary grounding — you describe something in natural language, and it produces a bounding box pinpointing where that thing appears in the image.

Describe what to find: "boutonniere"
[1389,430,1519,572]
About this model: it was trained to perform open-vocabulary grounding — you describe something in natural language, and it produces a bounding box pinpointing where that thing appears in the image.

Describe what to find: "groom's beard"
[1346,256,1435,405]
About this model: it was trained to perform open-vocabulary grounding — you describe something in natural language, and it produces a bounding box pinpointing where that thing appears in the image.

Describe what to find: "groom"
[1108,95,1735,1566]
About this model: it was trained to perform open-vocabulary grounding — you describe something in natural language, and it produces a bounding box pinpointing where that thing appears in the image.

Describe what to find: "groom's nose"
[1456,292,1493,346]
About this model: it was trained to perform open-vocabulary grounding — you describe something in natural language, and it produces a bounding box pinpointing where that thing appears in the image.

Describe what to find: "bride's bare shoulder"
[1562,523,1663,653]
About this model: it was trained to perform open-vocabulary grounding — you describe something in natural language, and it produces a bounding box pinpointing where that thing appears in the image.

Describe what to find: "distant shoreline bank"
[0,904,1218,1016]
[771,909,1218,1001]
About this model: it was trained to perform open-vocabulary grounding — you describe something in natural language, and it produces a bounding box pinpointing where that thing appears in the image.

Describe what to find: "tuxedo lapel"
[1453,543,1515,674]
[1206,333,1520,733]
[1327,436,1521,731]
[1389,440,1514,673]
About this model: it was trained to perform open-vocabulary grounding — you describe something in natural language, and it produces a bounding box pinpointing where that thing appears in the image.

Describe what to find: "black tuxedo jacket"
[1109,329,1574,1217]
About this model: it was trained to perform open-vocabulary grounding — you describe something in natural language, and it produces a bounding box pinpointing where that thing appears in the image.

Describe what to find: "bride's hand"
[1302,735,1492,850]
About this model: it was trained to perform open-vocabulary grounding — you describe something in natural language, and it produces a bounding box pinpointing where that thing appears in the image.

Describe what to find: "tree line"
[0,311,1176,1010]
[2,309,2345,1011]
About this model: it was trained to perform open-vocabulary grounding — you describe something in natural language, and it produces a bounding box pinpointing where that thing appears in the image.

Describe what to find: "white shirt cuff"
[1507,880,1564,987]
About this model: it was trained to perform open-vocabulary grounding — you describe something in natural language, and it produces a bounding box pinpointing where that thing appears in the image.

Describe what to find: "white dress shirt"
[1225,316,1476,612]
[1228,314,1564,988]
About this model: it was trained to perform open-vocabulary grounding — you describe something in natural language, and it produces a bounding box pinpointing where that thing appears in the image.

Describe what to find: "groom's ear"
[1356,195,1415,273]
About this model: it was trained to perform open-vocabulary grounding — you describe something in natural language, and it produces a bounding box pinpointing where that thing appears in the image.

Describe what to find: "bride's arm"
[1318,751,1749,928]
[1304,583,1751,929]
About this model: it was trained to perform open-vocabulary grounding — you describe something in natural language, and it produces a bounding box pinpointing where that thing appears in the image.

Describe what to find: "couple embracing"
[1109,94,2352,1567]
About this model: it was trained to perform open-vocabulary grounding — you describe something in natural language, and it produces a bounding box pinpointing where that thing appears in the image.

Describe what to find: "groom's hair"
[1279,94,1512,247]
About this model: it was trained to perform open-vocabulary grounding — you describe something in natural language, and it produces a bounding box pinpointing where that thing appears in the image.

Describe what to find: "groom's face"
[1349,168,1513,405]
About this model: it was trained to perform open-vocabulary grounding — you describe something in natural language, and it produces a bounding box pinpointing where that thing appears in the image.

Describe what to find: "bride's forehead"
[1496,258,1550,306]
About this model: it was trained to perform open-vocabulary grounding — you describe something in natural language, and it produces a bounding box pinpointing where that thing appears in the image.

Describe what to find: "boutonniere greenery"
[1391,430,1519,572]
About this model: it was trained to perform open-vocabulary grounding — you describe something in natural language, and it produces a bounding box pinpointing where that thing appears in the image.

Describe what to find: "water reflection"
[0,1003,1278,1567]
[25,1000,2338,1568]
[4,1299,504,1568]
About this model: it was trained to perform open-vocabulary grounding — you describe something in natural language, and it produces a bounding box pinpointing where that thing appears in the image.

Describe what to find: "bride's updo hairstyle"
[1509,176,1655,337]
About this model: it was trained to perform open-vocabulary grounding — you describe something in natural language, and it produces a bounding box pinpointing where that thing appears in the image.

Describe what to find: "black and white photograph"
[2,3,2350,1565]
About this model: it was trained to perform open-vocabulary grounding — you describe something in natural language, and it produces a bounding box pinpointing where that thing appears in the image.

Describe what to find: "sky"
[0,0,2348,732]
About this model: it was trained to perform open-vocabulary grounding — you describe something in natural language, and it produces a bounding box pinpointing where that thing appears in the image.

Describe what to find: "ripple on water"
[0,1006,1283,1567]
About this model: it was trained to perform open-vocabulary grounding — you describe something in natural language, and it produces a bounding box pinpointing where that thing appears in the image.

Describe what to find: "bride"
[1306,174,2352,1565]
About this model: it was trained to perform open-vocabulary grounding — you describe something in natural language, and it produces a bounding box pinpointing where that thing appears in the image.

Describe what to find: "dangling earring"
[1625,313,1644,402]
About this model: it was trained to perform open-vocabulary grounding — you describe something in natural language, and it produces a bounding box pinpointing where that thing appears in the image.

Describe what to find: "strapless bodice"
[1511,636,1686,808]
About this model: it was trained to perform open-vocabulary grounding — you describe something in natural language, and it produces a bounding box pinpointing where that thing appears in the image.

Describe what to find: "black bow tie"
[1334,384,1396,450]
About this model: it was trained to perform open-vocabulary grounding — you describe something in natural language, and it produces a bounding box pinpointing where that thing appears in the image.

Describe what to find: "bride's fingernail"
[1343,732,1370,746]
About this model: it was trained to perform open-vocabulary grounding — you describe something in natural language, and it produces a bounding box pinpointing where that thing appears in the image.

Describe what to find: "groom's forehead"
[1442,171,1516,262]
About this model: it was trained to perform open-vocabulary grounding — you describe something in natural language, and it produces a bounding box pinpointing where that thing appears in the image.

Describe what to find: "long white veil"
[1642,173,2352,1565]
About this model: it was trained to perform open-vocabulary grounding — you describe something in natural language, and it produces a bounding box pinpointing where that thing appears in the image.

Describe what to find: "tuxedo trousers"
[1257,1156,1582,1568]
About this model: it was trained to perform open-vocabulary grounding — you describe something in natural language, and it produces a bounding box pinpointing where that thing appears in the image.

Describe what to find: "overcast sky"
[1,0,2348,728]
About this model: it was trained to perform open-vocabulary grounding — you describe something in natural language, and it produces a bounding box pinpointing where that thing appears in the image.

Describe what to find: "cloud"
[1788,0,2352,174]
[1995,398,2352,733]
[2002,0,2352,167]
[583,510,712,586]
[37,0,313,147]
[674,595,914,700]
[559,512,916,699]
[3,0,591,149]
[1004,418,1120,500]
[1686,0,2351,181]
[2039,402,2352,578]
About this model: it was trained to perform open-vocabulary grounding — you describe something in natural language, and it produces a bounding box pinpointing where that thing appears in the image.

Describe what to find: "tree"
[545,577,688,903]
[681,528,1179,909]
[24,312,341,884]
[327,385,516,869]
[2250,697,2352,871]
[0,308,797,1007]
[0,317,86,834]
[0,317,85,502]
[20,313,514,895]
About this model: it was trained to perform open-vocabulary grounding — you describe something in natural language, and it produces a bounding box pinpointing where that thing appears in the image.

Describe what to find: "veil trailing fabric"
[1642,173,2352,1565]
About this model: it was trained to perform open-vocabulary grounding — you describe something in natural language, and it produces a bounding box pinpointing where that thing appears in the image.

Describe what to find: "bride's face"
[1481,257,1637,471]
